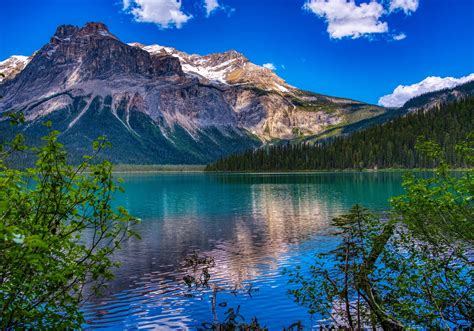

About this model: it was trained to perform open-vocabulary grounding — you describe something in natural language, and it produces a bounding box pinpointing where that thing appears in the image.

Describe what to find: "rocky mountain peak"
[0,23,184,107]
[209,49,247,62]
[128,42,146,49]
[200,49,249,71]
[52,24,78,40]
[51,22,116,44]
[83,22,109,33]
[78,22,116,39]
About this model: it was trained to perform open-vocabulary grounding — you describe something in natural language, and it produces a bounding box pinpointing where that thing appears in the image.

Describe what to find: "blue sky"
[0,0,473,105]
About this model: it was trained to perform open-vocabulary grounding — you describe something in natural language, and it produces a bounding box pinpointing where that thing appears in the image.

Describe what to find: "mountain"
[297,80,474,143]
[206,96,474,171]
[401,80,474,112]
[0,22,385,164]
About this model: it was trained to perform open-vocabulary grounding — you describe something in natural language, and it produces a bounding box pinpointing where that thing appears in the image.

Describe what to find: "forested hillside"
[206,97,474,171]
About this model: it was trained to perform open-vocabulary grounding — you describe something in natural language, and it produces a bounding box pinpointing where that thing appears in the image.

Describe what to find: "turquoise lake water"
[82,172,407,330]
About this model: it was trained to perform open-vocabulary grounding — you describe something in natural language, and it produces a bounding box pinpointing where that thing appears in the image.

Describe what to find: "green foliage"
[0,127,139,328]
[391,136,474,245]
[286,140,473,328]
[206,97,474,171]
[286,206,402,329]
[385,137,474,326]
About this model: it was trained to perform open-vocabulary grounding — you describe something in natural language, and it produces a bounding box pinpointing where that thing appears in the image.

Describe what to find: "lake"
[82,172,406,330]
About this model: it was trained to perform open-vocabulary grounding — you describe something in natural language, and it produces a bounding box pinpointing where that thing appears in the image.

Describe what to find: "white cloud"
[393,32,406,40]
[389,0,419,14]
[303,0,388,39]
[262,63,276,71]
[204,0,220,16]
[123,0,192,29]
[303,0,420,40]
[378,73,474,107]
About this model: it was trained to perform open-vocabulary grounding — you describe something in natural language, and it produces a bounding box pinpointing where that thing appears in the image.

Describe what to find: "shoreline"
[111,164,206,173]
[111,166,469,174]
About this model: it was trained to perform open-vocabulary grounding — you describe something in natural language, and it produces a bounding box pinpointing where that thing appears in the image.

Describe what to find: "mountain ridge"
[0,22,396,164]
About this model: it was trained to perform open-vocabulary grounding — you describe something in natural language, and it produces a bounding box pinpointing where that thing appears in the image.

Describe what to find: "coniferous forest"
[206,97,474,171]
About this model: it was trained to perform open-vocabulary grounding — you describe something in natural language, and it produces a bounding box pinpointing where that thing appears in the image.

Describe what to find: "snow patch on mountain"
[130,43,242,84]
[0,55,31,82]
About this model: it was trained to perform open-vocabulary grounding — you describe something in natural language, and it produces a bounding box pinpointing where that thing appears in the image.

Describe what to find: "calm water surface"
[83,172,406,330]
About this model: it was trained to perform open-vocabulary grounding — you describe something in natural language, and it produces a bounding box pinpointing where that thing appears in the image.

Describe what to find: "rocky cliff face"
[0,22,384,164]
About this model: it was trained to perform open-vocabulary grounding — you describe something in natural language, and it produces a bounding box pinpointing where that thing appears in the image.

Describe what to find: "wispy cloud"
[393,32,406,41]
[122,0,192,29]
[378,73,474,107]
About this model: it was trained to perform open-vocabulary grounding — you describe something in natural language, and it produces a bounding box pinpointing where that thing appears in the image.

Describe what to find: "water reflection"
[83,172,406,329]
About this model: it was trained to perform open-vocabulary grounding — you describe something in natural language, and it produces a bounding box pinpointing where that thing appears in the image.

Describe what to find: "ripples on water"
[82,172,406,330]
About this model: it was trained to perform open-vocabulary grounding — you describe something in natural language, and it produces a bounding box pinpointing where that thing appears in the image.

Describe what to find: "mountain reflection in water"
[82,172,405,330]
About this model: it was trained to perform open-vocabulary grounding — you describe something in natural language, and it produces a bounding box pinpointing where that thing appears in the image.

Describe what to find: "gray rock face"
[0,22,384,164]
[0,23,184,108]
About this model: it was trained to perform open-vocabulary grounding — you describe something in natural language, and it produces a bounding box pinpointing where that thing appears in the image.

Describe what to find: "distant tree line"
[206,97,473,171]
